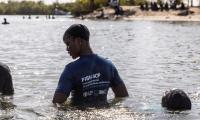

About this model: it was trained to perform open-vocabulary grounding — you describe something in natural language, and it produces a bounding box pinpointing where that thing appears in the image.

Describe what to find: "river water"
[0,15,200,120]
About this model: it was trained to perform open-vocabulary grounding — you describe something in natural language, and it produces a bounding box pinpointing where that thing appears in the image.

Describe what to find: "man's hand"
[52,92,67,104]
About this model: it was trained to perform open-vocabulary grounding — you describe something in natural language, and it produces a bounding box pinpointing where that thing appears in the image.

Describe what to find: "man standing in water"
[0,62,14,95]
[53,24,128,106]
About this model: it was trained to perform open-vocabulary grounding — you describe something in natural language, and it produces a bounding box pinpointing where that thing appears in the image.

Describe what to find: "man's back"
[57,54,124,105]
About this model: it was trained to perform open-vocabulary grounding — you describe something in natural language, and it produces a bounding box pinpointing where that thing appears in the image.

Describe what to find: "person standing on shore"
[0,62,14,96]
[53,24,128,106]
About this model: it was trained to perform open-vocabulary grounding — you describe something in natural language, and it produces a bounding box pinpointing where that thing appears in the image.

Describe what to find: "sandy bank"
[81,6,200,22]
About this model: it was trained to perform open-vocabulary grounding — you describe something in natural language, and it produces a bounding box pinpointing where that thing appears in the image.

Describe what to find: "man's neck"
[80,48,93,56]
[80,42,93,56]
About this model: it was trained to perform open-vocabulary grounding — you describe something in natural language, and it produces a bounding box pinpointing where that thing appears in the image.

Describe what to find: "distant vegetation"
[0,0,185,15]
[0,0,109,15]
[0,1,67,15]
[58,0,142,16]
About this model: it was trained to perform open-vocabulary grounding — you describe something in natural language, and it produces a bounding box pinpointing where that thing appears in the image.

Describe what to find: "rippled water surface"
[1,16,200,120]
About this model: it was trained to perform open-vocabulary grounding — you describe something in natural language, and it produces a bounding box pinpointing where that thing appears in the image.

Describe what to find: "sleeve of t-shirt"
[55,65,73,97]
[2,72,14,95]
[110,63,125,87]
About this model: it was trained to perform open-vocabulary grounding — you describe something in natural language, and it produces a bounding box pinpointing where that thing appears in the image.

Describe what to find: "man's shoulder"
[95,55,113,66]
[64,59,85,71]
[65,61,77,69]
[65,55,114,69]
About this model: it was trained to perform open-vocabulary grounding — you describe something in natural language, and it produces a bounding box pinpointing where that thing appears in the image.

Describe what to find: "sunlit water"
[0,15,200,120]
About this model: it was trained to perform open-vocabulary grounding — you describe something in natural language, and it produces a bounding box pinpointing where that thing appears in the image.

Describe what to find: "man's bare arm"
[52,92,67,104]
[112,83,129,97]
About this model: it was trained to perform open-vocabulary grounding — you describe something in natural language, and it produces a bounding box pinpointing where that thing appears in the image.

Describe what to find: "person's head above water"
[0,62,14,95]
[162,89,191,110]
[63,24,92,59]
[2,18,9,25]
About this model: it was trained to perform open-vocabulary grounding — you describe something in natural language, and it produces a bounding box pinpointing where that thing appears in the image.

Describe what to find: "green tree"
[0,2,6,14]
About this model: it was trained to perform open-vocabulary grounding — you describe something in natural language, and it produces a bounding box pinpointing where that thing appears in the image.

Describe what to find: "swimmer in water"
[0,62,14,95]
[162,89,191,110]
[2,18,9,25]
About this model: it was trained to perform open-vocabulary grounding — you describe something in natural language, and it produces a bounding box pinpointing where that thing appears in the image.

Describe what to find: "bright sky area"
[0,0,75,4]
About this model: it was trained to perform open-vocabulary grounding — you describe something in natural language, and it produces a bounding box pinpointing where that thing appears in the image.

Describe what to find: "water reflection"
[53,104,143,120]
[0,96,15,110]
[0,96,15,119]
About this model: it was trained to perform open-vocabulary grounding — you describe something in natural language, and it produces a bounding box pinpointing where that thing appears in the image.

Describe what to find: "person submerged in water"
[52,24,128,106]
[162,89,191,110]
[2,18,9,25]
[0,62,14,95]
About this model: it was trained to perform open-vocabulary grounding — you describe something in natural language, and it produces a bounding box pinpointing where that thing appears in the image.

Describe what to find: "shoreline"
[123,15,200,22]
[80,6,200,22]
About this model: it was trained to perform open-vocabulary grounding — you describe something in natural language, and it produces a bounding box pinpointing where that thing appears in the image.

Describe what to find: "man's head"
[63,24,90,41]
[63,24,90,59]
[162,89,191,110]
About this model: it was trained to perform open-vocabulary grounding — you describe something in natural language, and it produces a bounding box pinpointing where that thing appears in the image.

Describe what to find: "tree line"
[0,1,73,15]
[0,0,187,15]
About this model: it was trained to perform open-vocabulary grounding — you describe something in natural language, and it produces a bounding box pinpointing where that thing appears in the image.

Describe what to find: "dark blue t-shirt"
[56,54,124,105]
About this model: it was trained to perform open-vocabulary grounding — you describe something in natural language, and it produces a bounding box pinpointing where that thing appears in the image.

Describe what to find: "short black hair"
[63,24,90,41]
[162,89,191,110]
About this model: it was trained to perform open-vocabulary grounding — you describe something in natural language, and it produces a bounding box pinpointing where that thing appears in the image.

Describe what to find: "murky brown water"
[0,16,200,119]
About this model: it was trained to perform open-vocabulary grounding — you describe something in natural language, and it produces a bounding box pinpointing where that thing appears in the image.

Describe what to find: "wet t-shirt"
[56,54,124,105]
[0,62,14,95]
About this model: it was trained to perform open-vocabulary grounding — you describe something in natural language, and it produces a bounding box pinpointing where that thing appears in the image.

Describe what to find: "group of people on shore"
[140,1,187,11]
[0,24,191,111]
